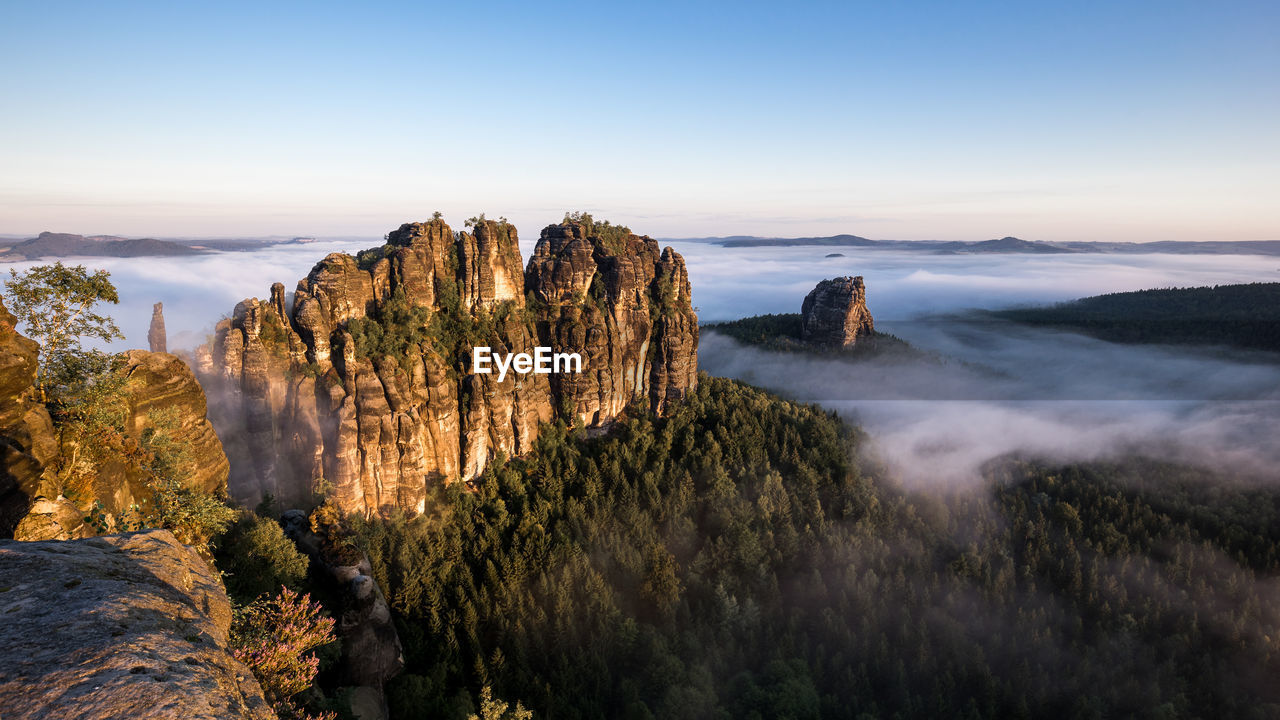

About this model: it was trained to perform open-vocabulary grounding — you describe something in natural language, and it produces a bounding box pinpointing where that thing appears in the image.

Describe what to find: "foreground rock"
[0,529,274,720]
[205,217,699,515]
[0,295,61,537]
[801,276,874,348]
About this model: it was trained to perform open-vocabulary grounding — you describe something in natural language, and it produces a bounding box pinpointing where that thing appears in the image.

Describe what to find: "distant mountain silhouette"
[0,231,204,261]
[668,234,1280,256]
[718,233,878,248]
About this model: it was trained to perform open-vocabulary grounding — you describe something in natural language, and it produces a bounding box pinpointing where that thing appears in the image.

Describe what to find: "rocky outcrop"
[9,350,230,541]
[0,293,230,540]
[801,276,874,348]
[281,508,402,718]
[526,224,698,422]
[149,302,167,353]
[0,529,275,720]
[0,295,61,538]
[119,349,230,496]
[204,217,699,515]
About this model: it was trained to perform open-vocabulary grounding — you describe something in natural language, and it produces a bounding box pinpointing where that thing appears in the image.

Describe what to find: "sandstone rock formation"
[119,349,230,496]
[282,507,402,718]
[801,276,874,348]
[149,302,167,353]
[0,295,62,538]
[0,529,275,720]
[204,217,699,516]
[0,295,230,540]
[8,350,231,541]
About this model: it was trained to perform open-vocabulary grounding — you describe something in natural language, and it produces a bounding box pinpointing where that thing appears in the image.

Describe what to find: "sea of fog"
[668,241,1280,488]
[6,237,1278,489]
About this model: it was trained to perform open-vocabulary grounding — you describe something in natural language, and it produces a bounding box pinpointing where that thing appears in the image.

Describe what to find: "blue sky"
[2,1,1276,241]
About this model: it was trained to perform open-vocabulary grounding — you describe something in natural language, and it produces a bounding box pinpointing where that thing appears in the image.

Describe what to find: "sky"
[2,1,1277,241]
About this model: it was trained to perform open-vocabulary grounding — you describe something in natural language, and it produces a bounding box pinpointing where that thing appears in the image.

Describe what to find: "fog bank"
[700,327,1280,488]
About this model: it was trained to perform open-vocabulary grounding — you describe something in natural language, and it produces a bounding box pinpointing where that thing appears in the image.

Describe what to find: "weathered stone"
[149,302,167,353]
[800,276,875,348]
[0,295,60,537]
[0,529,275,720]
[119,350,230,496]
[280,507,402,718]
[1,313,230,540]
[203,217,699,516]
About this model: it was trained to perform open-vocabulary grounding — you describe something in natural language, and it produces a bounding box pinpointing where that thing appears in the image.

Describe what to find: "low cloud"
[700,326,1280,488]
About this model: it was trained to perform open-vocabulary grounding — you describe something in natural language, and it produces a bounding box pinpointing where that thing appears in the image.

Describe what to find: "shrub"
[562,211,633,253]
[347,287,431,371]
[217,512,310,603]
[231,587,337,720]
[136,406,237,547]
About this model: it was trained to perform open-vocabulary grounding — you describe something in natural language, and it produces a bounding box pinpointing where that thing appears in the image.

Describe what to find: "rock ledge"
[0,529,274,720]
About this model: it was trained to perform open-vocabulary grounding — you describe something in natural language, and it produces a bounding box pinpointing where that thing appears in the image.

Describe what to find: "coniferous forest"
[990,282,1280,352]
[343,376,1280,720]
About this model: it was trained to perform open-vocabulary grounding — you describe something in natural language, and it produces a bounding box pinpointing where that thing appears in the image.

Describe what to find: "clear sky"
[2,1,1276,242]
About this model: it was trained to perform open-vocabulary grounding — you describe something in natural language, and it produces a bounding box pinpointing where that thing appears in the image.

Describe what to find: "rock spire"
[800,276,874,348]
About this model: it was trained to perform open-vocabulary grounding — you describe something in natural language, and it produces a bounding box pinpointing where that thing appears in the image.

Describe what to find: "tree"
[217,512,311,602]
[4,262,123,400]
[468,686,532,720]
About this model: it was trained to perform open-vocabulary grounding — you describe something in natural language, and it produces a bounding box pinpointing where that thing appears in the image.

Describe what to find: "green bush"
[347,287,432,371]
[217,512,310,603]
[562,211,633,253]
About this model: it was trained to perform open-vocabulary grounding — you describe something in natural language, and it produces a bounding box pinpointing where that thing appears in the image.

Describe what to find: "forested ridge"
[703,313,915,359]
[991,282,1280,352]
[351,375,1280,719]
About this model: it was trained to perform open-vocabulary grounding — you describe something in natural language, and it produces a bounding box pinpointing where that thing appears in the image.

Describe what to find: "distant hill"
[991,282,1280,352]
[1057,240,1280,255]
[679,234,1074,253]
[719,233,879,248]
[669,234,1280,256]
[0,232,205,261]
[933,236,1074,254]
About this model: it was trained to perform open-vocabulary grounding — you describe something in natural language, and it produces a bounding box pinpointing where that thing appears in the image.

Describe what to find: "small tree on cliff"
[4,262,123,400]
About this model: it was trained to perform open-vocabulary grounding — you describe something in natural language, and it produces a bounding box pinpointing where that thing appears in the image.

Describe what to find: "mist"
[1,239,377,350]
[660,240,1280,322]
[5,235,1278,491]
[680,241,1280,488]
